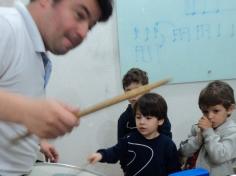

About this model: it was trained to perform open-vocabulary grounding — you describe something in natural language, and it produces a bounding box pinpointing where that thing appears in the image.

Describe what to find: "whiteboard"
[116,0,236,83]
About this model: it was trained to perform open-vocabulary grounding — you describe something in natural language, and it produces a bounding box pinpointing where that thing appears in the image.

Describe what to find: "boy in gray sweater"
[179,80,236,176]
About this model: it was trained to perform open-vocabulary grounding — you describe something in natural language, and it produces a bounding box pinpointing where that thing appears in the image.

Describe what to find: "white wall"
[47,9,125,176]
[0,0,14,6]
[4,1,236,175]
[46,9,125,175]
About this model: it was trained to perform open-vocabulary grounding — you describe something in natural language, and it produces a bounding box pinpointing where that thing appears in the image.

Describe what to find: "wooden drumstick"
[10,78,170,144]
[77,78,170,117]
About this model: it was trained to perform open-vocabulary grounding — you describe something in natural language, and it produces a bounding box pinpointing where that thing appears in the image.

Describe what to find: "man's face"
[41,0,101,54]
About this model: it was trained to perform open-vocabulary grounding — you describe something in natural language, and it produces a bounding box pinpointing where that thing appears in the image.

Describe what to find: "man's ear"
[158,119,164,126]
[38,0,51,7]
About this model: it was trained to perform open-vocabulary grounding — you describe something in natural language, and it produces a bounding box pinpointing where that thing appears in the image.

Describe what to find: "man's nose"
[77,21,89,39]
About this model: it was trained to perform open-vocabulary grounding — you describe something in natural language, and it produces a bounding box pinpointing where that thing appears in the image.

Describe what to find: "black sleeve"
[159,117,172,138]
[165,141,181,175]
[98,138,127,164]
[117,113,128,140]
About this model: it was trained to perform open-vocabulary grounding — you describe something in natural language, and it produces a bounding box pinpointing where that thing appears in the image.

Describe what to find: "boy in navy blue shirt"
[118,68,172,140]
[88,93,181,176]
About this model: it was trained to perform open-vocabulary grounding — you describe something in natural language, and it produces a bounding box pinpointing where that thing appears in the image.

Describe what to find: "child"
[88,93,181,176]
[118,68,172,140]
[179,80,236,176]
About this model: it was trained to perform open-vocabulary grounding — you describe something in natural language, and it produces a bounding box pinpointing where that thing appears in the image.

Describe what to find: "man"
[0,0,113,175]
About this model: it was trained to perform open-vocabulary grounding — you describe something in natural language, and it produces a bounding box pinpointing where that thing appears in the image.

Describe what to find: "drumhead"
[28,162,105,176]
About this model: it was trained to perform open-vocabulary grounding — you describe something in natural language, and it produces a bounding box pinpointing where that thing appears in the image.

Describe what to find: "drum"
[28,162,104,176]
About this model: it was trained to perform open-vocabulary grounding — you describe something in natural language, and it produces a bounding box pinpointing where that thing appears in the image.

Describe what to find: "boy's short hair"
[199,80,235,110]
[122,68,148,89]
[30,0,113,22]
[133,93,168,120]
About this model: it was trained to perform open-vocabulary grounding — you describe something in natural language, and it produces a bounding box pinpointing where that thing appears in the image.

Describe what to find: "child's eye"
[213,110,219,113]
[202,110,208,115]
[146,116,153,120]
[136,115,141,119]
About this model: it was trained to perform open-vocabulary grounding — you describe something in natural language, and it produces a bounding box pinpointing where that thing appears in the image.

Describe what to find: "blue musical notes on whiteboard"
[185,0,221,16]
[117,0,236,83]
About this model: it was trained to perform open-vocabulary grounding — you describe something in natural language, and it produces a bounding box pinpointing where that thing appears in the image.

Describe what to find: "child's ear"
[227,104,235,116]
[158,119,164,126]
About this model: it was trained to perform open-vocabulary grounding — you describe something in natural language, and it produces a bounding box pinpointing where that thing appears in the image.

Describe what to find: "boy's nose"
[130,96,139,101]
[139,117,146,123]
[207,111,214,119]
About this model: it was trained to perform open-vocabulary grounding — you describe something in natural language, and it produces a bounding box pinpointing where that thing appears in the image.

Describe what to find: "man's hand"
[20,98,80,138]
[0,91,80,139]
